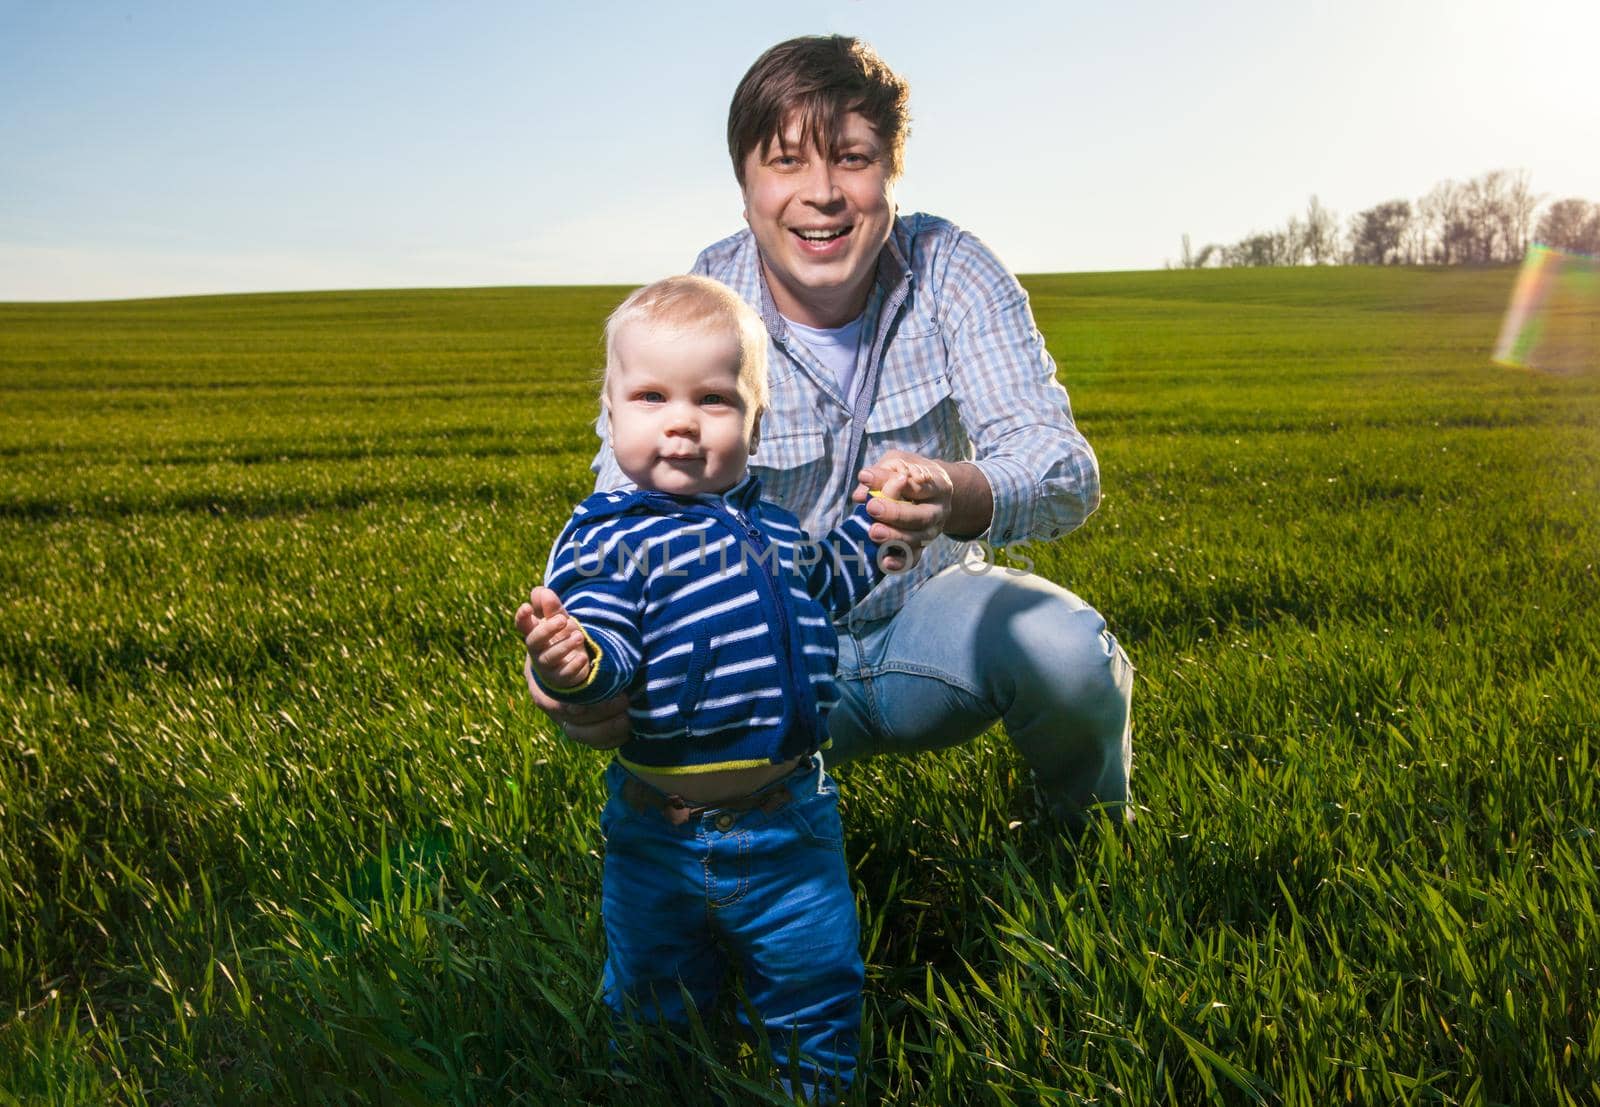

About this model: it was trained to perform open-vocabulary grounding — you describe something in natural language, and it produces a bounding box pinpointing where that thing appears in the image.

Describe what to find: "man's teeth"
[795,228,847,241]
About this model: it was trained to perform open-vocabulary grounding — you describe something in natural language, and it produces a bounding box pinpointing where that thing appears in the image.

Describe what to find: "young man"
[519,34,1132,832]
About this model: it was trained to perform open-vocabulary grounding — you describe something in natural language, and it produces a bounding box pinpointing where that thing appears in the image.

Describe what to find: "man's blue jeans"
[827,565,1134,829]
[599,756,863,1098]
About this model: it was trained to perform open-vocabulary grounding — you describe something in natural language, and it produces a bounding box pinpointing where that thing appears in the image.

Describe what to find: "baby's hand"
[868,457,954,573]
[517,587,592,689]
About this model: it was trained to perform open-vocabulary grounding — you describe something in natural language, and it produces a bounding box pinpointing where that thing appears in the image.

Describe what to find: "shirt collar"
[751,215,912,343]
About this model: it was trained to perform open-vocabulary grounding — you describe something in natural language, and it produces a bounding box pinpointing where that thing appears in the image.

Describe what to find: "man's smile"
[790,225,853,256]
[791,225,852,241]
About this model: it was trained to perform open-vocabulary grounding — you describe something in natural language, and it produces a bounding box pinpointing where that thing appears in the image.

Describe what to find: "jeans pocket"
[599,789,642,842]
[782,792,846,851]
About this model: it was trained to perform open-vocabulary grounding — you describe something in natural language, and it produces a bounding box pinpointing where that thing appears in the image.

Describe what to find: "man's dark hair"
[727,35,910,186]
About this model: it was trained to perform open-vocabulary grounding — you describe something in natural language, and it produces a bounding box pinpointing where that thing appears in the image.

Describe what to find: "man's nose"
[799,159,842,206]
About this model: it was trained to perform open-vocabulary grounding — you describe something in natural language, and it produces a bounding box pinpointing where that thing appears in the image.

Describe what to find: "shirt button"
[714,813,735,832]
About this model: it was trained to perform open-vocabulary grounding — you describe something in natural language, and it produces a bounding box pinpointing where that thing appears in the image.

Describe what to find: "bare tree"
[1303,195,1339,264]
[1461,172,1502,262]
[1348,200,1412,265]
[1535,198,1600,254]
[1177,233,1223,269]
[1502,171,1540,260]
[1399,211,1430,265]
[1176,171,1550,269]
[1282,215,1308,266]
[1456,169,1537,262]
[1420,181,1468,264]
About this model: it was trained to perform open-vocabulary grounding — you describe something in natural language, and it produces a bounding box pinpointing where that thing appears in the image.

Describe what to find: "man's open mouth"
[791,226,851,243]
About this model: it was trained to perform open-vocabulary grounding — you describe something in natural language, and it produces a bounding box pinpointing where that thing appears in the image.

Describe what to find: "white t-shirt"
[783,312,866,401]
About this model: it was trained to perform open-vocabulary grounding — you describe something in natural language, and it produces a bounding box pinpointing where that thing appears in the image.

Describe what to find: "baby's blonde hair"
[603,275,770,423]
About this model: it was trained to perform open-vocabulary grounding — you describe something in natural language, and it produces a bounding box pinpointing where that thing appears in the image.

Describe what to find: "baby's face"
[607,322,757,496]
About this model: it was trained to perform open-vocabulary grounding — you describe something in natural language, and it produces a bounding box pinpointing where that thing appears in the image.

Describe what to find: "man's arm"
[852,229,1096,551]
[935,230,1100,546]
[932,459,993,540]
[514,644,630,749]
[854,453,979,547]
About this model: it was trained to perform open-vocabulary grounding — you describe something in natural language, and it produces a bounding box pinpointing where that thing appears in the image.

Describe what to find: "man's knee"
[989,586,1133,820]
[1004,596,1131,721]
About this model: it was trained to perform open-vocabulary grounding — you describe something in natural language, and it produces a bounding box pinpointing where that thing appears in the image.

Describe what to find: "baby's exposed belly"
[629,755,803,805]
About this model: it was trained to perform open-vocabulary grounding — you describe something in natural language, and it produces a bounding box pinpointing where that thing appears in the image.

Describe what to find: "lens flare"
[1493,244,1599,373]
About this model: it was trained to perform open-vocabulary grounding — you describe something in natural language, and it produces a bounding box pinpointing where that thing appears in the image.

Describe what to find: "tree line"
[1176,170,1600,269]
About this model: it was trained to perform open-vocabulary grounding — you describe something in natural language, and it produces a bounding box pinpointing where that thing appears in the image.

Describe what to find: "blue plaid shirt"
[591,212,1100,627]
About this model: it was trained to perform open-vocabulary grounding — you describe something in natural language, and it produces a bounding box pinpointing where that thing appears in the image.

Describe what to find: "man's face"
[739,111,895,329]
[607,321,758,496]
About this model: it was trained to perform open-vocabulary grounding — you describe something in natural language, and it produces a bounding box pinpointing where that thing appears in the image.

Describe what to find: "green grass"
[1,266,1597,1105]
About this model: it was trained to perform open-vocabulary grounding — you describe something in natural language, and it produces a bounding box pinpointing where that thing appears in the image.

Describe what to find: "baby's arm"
[794,463,950,616]
[523,587,599,691]
[526,526,644,704]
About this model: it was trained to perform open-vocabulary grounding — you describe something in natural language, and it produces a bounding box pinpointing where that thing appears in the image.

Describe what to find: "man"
[517,34,1132,831]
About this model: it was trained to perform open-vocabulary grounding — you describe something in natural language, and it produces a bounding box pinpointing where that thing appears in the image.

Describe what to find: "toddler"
[517,275,944,1099]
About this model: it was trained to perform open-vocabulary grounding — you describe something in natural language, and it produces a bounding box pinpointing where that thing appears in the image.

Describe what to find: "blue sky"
[3,0,1596,300]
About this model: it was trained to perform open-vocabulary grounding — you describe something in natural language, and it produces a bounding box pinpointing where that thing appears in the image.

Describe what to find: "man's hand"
[515,588,631,749]
[856,457,950,572]
[854,449,993,545]
[853,450,957,563]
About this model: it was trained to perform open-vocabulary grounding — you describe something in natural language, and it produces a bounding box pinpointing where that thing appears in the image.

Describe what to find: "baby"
[516,275,945,1100]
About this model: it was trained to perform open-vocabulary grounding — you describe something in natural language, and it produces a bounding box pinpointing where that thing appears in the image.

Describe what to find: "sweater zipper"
[715,502,818,755]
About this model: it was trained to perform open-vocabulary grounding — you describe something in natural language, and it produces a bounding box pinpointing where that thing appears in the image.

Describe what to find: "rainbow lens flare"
[1493,244,1599,373]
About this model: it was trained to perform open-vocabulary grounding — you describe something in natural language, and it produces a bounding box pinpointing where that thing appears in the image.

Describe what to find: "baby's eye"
[701,393,730,406]
[638,390,664,403]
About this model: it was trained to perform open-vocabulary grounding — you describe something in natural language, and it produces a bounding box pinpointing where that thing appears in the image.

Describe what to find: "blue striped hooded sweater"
[533,474,884,774]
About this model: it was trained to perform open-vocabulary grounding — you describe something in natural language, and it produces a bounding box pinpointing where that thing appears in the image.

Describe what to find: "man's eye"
[839,153,870,168]
[771,155,802,170]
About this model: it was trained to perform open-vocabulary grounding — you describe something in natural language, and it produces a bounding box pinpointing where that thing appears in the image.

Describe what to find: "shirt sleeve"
[532,520,644,704]
[940,232,1101,546]
[793,502,884,617]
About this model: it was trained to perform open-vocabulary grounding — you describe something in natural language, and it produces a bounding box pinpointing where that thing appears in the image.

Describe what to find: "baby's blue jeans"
[600,756,862,1100]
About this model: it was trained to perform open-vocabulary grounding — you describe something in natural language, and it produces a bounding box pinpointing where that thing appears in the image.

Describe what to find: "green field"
[1,266,1597,1105]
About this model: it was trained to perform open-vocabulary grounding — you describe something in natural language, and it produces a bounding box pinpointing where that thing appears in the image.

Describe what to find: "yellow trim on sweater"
[540,626,603,695]
[617,753,782,775]
[619,736,830,774]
